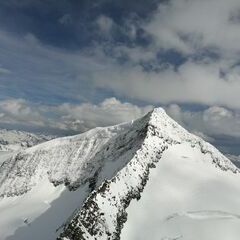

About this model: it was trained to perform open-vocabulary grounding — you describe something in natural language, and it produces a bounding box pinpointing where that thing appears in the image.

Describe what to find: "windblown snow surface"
[0,108,239,240]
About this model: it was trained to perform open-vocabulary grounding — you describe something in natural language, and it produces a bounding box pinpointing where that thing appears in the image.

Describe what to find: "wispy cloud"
[58,14,72,26]
[0,30,104,103]
[0,66,11,74]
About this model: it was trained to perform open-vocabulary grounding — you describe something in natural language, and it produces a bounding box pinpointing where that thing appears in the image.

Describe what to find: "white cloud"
[145,0,240,57]
[85,1,240,109]
[0,98,153,134]
[91,59,240,109]
[165,104,240,139]
[1,1,240,110]
[55,97,153,131]
[1,97,239,142]
[0,99,46,127]
[87,0,240,109]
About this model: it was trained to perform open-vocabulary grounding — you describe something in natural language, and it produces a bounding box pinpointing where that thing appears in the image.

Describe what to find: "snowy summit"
[0,108,239,240]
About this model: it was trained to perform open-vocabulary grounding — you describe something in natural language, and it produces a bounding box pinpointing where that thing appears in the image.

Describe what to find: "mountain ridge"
[0,108,239,240]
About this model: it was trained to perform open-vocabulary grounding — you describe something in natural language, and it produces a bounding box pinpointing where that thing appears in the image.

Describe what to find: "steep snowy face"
[0,115,148,198]
[0,129,52,152]
[121,143,240,240]
[0,108,239,240]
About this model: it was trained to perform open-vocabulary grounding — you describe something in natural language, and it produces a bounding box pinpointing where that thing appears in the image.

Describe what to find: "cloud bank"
[0,98,153,135]
[0,98,240,144]
[166,104,240,139]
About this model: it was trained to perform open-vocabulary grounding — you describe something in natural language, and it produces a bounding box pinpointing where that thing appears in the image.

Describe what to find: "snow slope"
[121,143,240,240]
[0,108,239,240]
[0,120,138,239]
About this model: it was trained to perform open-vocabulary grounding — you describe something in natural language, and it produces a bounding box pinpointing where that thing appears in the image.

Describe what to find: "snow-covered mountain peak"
[57,108,238,240]
[151,106,169,119]
[150,107,187,137]
[0,109,239,240]
[0,108,237,198]
[149,107,238,173]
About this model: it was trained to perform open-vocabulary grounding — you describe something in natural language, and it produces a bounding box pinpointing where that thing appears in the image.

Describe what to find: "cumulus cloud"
[91,58,240,109]
[0,98,153,135]
[145,0,240,57]
[1,0,240,114]
[84,0,240,109]
[165,104,240,139]
[1,97,239,143]
[0,99,46,127]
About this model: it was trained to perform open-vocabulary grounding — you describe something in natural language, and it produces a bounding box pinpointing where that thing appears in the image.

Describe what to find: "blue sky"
[0,0,240,155]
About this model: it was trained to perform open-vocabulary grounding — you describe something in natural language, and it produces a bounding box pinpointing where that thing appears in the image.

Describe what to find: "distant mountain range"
[0,128,54,152]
